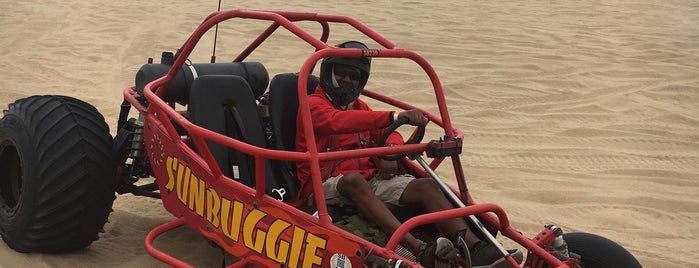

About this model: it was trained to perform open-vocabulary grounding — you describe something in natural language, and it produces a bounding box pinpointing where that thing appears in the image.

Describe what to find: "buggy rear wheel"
[563,232,641,268]
[0,95,117,253]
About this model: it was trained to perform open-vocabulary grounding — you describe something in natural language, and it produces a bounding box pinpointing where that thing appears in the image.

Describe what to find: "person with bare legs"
[296,41,523,267]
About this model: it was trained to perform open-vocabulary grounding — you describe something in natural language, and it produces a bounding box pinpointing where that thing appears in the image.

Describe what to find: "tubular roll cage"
[126,9,569,268]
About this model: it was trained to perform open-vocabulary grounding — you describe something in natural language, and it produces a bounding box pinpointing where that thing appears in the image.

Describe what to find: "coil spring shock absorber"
[129,114,146,168]
[127,114,147,181]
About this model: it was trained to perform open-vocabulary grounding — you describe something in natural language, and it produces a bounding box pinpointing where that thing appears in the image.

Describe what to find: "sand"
[1,0,698,267]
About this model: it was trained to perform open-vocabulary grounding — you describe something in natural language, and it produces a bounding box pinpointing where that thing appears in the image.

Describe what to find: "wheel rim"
[0,142,22,209]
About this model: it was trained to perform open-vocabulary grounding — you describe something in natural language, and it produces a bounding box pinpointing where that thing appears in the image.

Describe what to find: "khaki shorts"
[323,174,415,206]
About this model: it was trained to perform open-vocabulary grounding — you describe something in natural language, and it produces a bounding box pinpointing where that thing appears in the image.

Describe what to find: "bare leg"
[398,178,481,248]
[336,173,424,254]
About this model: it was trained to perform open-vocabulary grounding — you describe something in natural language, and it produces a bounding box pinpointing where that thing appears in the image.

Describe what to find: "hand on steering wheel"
[397,109,428,127]
[377,110,427,161]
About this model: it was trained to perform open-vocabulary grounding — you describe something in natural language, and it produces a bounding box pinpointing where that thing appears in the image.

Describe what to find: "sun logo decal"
[149,132,165,166]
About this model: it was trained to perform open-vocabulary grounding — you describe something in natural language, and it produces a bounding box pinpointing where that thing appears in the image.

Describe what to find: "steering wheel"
[377,116,426,161]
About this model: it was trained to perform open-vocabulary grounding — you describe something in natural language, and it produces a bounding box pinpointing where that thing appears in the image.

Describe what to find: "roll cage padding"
[136,61,269,105]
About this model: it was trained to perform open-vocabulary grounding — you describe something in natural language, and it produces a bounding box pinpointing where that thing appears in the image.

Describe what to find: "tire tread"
[0,95,116,253]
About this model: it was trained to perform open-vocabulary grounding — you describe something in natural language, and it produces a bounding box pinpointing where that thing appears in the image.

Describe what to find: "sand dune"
[1,0,698,267]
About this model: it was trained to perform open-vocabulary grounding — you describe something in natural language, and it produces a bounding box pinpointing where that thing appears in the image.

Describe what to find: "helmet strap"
[331,66,340,87]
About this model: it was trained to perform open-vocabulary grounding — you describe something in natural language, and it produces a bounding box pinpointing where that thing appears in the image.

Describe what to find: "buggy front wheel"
[563,232,642,268]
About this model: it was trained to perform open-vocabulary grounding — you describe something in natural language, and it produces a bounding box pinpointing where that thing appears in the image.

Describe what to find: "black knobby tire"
[563,232,642,268]
[0,95,117,253]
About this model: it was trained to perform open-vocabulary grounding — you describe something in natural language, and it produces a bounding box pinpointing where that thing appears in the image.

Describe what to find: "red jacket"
[296,87,403,192]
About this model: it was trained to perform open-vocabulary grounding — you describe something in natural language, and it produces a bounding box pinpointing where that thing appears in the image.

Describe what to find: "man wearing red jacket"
[296,41,521,268]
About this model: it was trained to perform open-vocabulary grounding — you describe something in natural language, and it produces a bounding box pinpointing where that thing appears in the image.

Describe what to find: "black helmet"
[319,41,372,107]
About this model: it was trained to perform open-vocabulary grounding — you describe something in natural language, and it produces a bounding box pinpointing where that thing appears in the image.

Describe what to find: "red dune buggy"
[0,9,641,268]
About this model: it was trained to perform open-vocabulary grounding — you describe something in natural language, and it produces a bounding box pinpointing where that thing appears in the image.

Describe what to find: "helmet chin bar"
[326,85,362,107]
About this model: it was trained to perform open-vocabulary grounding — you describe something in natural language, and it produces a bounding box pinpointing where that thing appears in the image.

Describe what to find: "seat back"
[188,73,297,201]
[188,75,263,187]
[269,73,319,151]
[268,73,319,202]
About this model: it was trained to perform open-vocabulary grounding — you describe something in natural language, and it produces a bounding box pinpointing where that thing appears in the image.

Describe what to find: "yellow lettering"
[206,188,221,227]
[302,232,327,268]
[265,219,292,263]
[161,155,329,268]
[221,198,243,242]
[286,226,307,268]
[243,209,267,253]
[176,163,190,204]
[165,156,176,192]
[188,174,205,216]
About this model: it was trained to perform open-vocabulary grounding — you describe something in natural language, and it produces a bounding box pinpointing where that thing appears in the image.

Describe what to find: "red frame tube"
[144,218,195,268]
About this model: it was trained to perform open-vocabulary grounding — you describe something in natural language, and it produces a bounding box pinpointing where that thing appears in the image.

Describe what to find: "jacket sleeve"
[309,95,393,135]
[368,127,404,147]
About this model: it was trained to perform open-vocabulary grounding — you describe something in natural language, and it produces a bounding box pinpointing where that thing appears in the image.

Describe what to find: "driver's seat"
[268,73,319,204]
